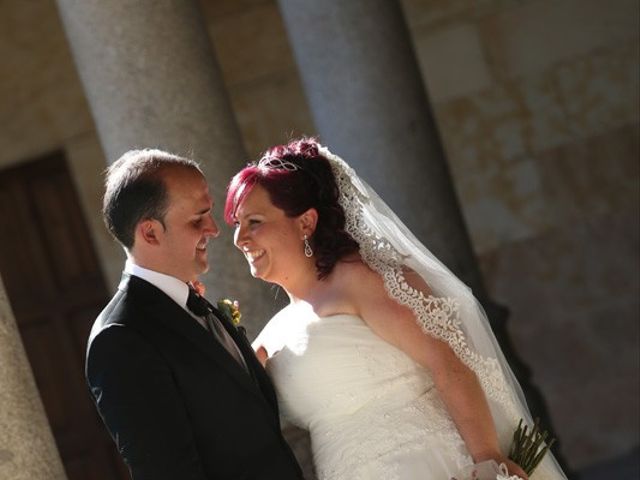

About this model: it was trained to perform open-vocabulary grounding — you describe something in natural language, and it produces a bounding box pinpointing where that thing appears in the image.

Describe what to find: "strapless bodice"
[262,313,471,479]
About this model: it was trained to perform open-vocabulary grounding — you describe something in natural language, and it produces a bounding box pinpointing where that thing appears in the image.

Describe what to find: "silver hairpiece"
[257,156,300,171]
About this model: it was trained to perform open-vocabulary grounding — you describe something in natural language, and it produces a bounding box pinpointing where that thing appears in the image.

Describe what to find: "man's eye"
[249,219,261,225]
[193,218,203,226]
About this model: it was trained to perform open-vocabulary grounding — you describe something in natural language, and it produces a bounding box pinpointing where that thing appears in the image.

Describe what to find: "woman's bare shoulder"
[334,256,379,282]
[332,258,386,304]
[252,304,294,351]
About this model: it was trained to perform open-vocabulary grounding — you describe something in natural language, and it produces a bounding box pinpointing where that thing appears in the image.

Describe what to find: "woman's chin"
[248,261,268,280]
[249,266,262,279]
[251,270,273,284]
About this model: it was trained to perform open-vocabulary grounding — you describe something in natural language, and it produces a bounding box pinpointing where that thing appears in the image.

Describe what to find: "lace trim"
[322,147,518,416]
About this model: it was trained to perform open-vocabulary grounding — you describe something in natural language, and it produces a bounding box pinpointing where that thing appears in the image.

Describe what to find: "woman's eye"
[234,218,261,229]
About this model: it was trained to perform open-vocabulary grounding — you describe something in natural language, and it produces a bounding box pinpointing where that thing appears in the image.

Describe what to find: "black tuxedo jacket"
[86,273,303,480]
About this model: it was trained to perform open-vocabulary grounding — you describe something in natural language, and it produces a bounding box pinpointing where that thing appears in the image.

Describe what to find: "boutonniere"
[216,298,242,327]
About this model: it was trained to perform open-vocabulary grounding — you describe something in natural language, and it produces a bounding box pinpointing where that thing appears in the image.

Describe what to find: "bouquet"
[452,418,555,480]
[508,418,556,476]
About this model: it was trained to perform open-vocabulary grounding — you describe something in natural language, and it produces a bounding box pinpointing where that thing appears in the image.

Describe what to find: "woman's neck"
[282,255,362,312]
[284,272,326,305]
[283,264,347,315]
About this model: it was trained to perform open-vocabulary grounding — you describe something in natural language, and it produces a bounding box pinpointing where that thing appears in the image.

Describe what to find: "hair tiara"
[257,155,300,172]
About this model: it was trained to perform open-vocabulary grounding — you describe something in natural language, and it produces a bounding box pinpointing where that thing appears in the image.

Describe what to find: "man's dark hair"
[103,149,202,249]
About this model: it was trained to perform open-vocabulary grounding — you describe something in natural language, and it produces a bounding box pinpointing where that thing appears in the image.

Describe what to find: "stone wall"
[0,0,637,472]
[400,0,639,468]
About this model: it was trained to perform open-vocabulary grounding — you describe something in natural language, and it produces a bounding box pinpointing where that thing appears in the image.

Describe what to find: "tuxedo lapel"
[209,305,280,411]
[122,275,263,401]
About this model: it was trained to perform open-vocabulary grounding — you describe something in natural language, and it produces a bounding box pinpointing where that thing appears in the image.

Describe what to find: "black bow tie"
[186,288,210,317]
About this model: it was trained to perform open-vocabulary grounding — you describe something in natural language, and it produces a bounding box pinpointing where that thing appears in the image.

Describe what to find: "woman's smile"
[244,248,266,263]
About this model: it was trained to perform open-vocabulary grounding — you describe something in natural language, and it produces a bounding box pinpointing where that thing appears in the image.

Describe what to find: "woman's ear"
[299,208,318,237]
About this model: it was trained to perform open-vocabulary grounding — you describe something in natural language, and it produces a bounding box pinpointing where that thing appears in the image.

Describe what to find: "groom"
[86,149,304,479]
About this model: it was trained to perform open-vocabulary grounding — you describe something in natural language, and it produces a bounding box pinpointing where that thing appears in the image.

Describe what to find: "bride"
[224,138,566,480]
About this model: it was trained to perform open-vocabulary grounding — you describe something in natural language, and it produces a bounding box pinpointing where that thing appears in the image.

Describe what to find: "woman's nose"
[233,224,247,249]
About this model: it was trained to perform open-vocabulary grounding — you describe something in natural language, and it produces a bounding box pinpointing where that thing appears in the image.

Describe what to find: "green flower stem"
[508,418,556,476]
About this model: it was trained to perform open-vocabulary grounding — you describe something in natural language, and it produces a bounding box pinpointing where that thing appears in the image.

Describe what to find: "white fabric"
[255,146,567,479]
[258,308,471,479]
[259,308,562,480]
[454,459,524,480]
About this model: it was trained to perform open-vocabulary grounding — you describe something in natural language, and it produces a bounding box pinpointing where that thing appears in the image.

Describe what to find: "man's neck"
[124,260,194,311]
[126,254,192,284]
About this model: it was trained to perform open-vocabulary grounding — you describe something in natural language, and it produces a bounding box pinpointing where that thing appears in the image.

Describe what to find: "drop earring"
[303,234,313,258]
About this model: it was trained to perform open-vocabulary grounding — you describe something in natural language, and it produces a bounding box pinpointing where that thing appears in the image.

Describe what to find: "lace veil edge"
[320,146,566,479]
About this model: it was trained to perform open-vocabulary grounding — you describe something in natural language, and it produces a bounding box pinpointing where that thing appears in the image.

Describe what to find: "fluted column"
[0,275,67,480]
[55,0,280,333]
[277,0,570,470]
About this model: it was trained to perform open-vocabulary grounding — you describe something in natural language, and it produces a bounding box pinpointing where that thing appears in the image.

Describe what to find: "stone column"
[277,0,485,290]
[54,0,280,333]
[0,276,67,480]
[278,0,570,470]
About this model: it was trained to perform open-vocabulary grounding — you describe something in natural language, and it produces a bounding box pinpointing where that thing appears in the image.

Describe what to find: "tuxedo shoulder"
[98,289,137,322]
[85,319,166,385]
[89,288,147,345]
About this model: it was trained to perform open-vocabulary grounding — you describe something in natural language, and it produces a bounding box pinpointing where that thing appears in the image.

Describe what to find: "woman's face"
[233,184,307,285]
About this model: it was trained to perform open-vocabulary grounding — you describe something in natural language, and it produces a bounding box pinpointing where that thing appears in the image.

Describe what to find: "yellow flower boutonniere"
[216,299,242,327]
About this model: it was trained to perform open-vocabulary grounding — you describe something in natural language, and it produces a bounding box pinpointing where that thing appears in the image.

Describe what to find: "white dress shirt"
[124,260,207,329]
[124,260,248,371]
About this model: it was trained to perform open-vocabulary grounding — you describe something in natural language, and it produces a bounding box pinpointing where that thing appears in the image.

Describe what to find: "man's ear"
[299,208,318,237]
[137,219,162,246]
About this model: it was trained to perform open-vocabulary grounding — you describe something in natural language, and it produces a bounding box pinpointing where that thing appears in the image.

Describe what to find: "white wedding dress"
[257,306,473,480]
[253,144,566,480]
[256,306,562,480]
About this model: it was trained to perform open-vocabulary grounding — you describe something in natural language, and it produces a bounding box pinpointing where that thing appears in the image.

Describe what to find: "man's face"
[155,168,219,283]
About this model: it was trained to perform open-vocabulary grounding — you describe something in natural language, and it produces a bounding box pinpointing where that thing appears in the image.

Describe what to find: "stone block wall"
[400,0,639,468]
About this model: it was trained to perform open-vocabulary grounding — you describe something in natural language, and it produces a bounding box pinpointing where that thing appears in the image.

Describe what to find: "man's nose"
[205,215,220,238]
